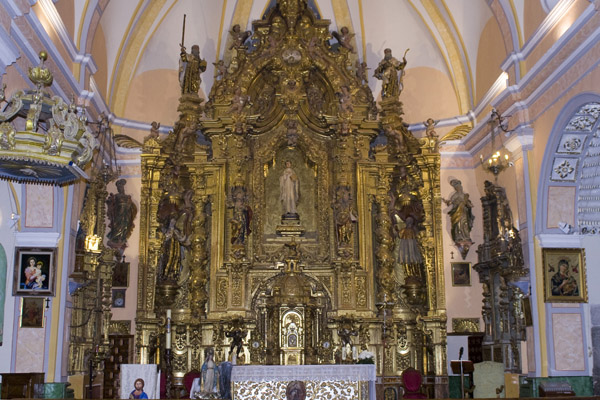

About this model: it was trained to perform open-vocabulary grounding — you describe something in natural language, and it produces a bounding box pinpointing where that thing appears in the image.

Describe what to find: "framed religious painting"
[20,297,45,328]
[112,261,129,287]
[543,248,587,302]
[13,247,56,296]
[451,262,471,286]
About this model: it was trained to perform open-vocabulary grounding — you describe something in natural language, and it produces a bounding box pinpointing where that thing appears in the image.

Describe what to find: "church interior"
[0,0,599,398]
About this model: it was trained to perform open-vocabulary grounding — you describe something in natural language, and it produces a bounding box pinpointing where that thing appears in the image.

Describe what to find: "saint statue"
[332,186,357,246]
[200,348,219,395]
[179,44,207,95]
[106,179,138,253]
[157,189,195,281]
[443,179,475,259]
[229,187,252,246]
[280,160,300,216]
[374,48,408,98]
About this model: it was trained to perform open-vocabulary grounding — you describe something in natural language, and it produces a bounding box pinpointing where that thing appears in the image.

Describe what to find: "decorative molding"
[14,232,61,247]
[109,320,132,335]
[452,318,480,333]
[536,234,582,248]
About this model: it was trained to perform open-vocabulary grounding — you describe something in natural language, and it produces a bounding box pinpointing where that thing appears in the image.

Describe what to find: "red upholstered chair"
[402,367,427,399]
[182,370,201,399]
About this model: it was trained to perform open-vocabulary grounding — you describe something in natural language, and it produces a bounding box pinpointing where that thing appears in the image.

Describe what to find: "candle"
[352,346,358,360]
[166,309,172,349]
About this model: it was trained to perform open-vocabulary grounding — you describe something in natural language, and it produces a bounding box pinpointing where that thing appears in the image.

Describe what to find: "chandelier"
[480,108,513,180]
[0,51,98,185]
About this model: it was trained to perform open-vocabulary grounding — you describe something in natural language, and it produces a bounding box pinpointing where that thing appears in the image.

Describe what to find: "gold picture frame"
[542,248,587,302]
[21,297,45,328]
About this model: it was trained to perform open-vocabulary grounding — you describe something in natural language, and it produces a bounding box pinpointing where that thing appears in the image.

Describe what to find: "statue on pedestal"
[280,160,300,217]
[179,44,207,95]
[374,48,408,98]
[443,179,475,259]
[200,348,218,395]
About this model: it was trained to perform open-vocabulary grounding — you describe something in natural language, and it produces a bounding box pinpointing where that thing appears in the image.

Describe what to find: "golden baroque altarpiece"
[134,0,446,388]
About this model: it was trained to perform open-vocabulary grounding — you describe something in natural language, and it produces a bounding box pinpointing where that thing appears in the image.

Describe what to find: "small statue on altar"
[374,48,408,98]
[218,361,233,400]
[200,348,219,395]
[226,328,246,361]
[338,326,358,361]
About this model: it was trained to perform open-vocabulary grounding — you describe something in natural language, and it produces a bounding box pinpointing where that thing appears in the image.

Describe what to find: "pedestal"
[276,214,305,237]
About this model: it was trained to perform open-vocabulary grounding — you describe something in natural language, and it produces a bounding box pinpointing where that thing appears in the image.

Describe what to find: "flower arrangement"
[357,350,375,364]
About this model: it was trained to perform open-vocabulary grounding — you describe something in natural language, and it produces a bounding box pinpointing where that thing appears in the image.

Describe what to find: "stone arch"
[537,93,600,235]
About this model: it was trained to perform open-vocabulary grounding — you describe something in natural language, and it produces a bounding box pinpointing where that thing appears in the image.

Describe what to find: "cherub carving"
[355,61,369,85]
[213,60,227,80]
[229,24,251,49]
[424,118,438,139]
[230,88,251,114]
[331,26,355,52]
[336,85,354,114]
[147,121,160,140]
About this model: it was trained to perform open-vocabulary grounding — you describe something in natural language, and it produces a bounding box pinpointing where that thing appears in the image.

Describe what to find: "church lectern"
[451,360,474,399]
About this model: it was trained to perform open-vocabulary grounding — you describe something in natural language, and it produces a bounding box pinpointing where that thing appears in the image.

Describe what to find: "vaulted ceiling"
[44,0,555,137]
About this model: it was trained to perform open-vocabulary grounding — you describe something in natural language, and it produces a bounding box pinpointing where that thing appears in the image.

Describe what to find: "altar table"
[231,364,376,400]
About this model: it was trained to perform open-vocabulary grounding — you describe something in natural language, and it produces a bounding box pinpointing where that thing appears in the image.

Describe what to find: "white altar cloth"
[231,364,376,400]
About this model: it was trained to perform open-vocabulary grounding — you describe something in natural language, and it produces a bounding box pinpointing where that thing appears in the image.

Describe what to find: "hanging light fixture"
[0,51,98,185]
[480,108,513,180]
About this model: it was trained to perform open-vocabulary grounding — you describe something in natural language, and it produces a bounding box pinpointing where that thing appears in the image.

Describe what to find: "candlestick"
[166,309,172,349]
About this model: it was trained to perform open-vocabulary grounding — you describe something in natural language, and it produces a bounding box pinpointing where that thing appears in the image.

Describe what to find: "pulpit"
[231,364,376,400]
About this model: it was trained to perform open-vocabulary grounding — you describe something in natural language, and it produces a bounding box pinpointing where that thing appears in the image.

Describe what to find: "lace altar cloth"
[231,364,376,382]
[231,365,376,400]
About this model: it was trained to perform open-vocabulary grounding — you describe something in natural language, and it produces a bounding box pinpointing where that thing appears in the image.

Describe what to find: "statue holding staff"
[179,15,207,95]
[374,48,409,98]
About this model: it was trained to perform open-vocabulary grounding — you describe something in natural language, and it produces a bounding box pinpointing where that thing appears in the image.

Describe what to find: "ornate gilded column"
[373,167,395,303]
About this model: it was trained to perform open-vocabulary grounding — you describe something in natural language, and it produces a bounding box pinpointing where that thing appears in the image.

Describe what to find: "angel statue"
[229,24,252,49]
[331,26,355,52]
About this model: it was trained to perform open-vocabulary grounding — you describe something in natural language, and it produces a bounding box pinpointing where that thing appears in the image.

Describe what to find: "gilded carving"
[355,276,367,308]
[341,275,352,306]
[216,277,228,308]
[452,318,480,333]
[131,0,448,383]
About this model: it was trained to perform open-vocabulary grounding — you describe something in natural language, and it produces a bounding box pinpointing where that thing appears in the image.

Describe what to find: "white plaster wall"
[0,181,21,374]
[440,166,485,332]
[109,156,142,335]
